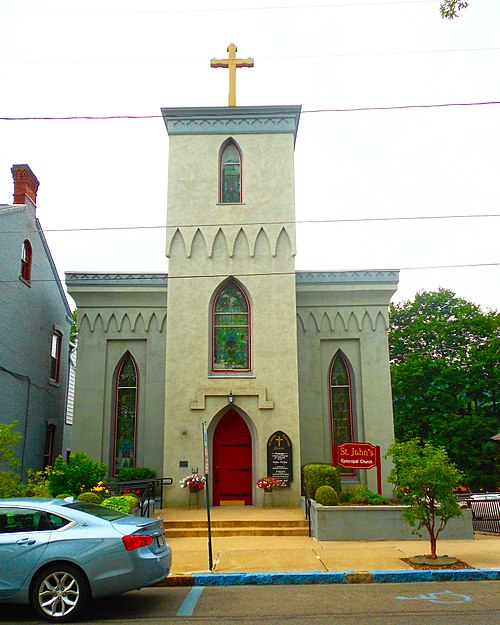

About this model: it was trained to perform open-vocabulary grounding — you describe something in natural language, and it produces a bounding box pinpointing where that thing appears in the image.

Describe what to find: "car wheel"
[31,564,89,622]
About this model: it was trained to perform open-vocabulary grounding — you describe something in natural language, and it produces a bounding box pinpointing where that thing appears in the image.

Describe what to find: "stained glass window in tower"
[220,142,241,203]
[213,281,249,370]
[114,354,138,474]
[330,353,353,445]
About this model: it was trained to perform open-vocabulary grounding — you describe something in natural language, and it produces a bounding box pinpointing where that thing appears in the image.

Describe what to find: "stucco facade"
[66,105,398,505]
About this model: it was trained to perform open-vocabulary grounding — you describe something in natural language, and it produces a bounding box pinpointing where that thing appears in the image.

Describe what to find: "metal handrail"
[108,477,173,517]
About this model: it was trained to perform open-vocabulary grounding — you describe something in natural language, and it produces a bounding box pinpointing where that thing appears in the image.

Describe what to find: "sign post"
[202,421,213,571]
[333,442,382,495]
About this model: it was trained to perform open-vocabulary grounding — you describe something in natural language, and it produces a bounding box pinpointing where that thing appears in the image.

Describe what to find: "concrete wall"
[310,501,474,540]
[0,201,71,477]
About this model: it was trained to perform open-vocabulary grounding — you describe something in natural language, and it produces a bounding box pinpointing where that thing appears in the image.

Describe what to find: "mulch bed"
[401,557,474,570]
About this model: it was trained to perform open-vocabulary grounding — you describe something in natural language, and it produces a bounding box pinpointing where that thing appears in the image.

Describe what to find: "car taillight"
[122,535,154,551]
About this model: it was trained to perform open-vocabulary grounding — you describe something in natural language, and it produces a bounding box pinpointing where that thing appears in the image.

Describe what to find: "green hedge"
[116,466,157,481]
[302,463,341,500]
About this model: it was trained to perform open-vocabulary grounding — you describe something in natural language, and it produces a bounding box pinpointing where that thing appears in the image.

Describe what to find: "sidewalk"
[156,507,500,586]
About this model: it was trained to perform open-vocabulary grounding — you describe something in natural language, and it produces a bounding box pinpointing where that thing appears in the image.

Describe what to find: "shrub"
[315,485,339,506]
[302,463,341,500]
[77,492,101,504]
[47,451,107,497]
[102,494,138,515]
[341,484,391,505]
[116,466,157,482]
[0,471,26,498]
[25,469,51,497]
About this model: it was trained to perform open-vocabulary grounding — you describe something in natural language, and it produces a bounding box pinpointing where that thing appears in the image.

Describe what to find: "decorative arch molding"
[296,308,390,334]
[78,310,167,333]
[166,225,296,259]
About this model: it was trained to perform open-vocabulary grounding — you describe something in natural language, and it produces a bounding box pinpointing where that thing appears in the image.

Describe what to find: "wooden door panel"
[213,411,252,505]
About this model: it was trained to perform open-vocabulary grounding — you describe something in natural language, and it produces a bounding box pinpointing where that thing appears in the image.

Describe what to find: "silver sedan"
[0,497,171,622]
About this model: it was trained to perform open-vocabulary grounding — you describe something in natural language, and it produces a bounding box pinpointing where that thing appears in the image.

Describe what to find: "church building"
[66,46,398,507]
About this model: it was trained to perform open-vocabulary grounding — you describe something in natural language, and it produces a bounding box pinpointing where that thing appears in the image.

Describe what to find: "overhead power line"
[1,262,500,287]
[1,212,498,235]
[1,100,500,122]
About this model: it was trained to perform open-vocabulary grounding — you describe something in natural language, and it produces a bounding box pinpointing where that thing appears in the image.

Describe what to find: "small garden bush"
[47,451,107,497]
[77,492,101,504]
[315,485,339,506]
[302,463,341,500]
[102,494,139,515]
[0,471,25,498]
[116,466,157,482]
[340,484,391,505]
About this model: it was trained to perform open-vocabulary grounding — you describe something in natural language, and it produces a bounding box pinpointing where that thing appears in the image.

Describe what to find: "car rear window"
[64,501,128,521]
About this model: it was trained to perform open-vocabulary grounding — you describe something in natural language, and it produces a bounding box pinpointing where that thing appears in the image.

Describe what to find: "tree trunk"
[429,531,437,559]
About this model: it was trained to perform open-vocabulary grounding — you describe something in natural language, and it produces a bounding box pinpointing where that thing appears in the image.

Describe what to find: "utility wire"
[1,212,498,235]
[1,100,500,121]
[1,262,500,286]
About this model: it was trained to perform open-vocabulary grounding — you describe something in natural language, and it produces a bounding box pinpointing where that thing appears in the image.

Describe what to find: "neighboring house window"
[113,353,138,475]
[50,331,62,383]
[219,140,242,203]
[330,352,354,446]
[212,279,250,371]
[43,425,55,468]
[20,239,32,282]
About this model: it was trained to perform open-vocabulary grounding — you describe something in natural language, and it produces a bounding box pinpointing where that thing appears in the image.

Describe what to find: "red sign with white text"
[333,442,382,494]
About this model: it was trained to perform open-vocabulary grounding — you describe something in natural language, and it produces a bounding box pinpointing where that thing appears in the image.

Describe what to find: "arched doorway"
[212,409,252,506]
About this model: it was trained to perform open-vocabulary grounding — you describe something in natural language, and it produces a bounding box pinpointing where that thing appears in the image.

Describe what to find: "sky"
[1,0,499,312]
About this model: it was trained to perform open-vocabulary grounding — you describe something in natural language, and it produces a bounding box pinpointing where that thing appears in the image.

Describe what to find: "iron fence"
[108,477,173,517]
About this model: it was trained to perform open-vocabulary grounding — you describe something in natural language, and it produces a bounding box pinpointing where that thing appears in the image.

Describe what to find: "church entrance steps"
[157,507,309,538]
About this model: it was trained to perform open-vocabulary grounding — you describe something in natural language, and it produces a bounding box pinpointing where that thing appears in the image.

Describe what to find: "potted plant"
[179,474,206,493]
[256,476,280,493]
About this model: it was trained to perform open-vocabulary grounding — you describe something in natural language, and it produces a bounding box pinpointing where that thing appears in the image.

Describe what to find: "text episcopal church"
[66,45,399,506]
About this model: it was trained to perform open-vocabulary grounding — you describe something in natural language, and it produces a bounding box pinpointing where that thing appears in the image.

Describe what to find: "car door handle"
[17,538,36,545]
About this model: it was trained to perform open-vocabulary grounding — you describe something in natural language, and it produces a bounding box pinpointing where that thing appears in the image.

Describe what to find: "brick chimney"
[11,164,40,205]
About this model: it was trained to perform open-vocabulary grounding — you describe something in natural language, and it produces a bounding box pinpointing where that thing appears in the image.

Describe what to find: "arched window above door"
[113,352,138,476]
[212,279,250,372]
[219,140,242,204]
[329,351,354,446]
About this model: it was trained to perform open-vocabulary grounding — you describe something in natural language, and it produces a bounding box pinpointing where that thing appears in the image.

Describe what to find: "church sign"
[333,442,382,495]
[267,431,292,488]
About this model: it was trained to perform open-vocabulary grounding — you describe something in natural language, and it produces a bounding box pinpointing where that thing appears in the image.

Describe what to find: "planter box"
[309,501,474,541]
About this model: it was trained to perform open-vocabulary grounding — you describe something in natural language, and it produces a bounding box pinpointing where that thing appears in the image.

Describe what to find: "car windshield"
[64,502,129,521]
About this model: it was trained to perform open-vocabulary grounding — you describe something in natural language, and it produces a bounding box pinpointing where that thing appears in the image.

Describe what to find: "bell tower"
[161,102,302,506]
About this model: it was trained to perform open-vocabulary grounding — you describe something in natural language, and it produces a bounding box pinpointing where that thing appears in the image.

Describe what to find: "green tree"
[386,439,464,558]
[389,289,499,491]
[70,309,78,344]
[0,421,23,467]
[440,1,469,20]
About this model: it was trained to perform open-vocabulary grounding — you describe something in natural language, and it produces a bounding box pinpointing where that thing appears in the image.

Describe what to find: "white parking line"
[177,586,204,616]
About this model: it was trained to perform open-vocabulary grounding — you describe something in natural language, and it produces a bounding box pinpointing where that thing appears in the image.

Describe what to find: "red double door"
[212,410,252,506]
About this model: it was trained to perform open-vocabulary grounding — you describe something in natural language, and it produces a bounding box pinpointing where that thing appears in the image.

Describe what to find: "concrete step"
[164,525,310,538]
[164,519,309,529]
[163,517,310,538]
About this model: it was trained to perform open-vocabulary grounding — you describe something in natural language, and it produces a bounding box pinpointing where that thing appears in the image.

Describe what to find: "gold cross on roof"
[210,43,254,107]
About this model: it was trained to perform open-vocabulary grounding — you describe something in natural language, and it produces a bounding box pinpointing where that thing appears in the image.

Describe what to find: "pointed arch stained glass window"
[114,353,138,475]
[213,281,250,371]
[220,141,241,203]
[330,352,354,445]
